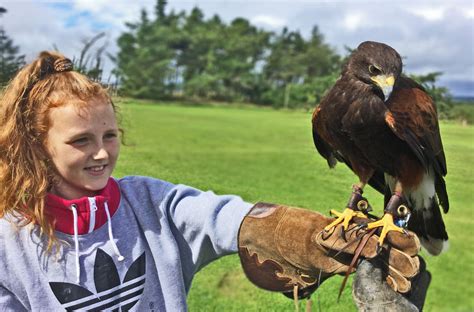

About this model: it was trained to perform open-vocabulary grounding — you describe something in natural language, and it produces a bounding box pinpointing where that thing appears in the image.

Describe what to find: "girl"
[0,52,421,311]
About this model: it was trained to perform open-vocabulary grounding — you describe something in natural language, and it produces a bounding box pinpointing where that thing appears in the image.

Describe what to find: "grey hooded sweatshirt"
[0,176,253,311]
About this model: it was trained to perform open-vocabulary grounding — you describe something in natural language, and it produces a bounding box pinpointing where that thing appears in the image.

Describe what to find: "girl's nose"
[93,146,108,160]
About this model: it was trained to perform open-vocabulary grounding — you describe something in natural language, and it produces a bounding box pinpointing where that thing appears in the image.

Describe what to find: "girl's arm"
[162,184,253,272]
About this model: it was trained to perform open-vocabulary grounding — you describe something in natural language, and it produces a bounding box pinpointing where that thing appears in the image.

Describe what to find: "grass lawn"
[114,100,474,312]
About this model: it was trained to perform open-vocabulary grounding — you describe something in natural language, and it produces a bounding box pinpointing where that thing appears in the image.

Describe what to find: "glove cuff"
[238,202,332,298]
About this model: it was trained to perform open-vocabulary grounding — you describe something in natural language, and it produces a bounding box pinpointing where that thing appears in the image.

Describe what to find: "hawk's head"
[344,41,403,102]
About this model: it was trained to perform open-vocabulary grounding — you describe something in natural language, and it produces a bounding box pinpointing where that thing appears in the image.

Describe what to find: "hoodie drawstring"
[70,204,81,284]
[70,200,123,284]
[104,201,124,261]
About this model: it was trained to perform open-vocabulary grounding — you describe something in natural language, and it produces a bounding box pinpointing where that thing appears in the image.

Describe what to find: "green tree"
[0,28,25,86]
[304,27,340,78]
[155,0,167,22]
[300,27,340,108]
[179,10,225,99]
[179,13,269,102]
[115,3,179,99]
[263,27,339,108]
[214,18,270,102]
[113,1,340,106]
[263,28,307,108]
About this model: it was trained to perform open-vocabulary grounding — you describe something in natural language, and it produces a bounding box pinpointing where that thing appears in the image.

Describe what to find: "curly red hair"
[0,51,118,252]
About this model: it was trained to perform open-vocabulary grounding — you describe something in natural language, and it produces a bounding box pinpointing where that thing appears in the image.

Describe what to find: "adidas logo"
[50,248,146,311]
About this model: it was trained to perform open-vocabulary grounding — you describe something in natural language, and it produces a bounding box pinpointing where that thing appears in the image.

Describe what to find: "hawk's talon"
[340,226,348,242]
[321,229,332,240]
[354,226,367,240]
[354,223,367,232]
[365,213,405,247]
[324,208,368,232]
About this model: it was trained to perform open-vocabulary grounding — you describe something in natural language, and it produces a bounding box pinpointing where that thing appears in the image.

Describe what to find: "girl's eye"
[71,137,88,145]
[104,133,118,140]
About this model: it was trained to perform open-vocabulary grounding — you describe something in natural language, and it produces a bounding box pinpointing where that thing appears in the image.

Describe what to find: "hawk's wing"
[312,107,338,168]
[384,76,449,212]
[312,106,386,194]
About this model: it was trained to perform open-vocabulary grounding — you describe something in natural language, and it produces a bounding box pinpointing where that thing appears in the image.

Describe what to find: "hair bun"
[53,58,73,73]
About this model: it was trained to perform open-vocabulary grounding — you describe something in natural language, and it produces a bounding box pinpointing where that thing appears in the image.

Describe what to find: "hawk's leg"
[324,184,371,232]
[365,185,410,247]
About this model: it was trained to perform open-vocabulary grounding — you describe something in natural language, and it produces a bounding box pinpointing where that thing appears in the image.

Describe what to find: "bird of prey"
[312,41,449,255]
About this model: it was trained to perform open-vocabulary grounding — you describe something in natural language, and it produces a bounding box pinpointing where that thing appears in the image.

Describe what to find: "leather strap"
[338,228,378,300]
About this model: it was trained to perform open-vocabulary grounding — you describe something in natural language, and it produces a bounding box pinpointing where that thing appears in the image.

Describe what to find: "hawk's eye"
[368,65,382,75]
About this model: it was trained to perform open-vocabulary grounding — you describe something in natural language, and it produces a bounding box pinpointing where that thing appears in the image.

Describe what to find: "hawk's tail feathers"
[408,197,449,256]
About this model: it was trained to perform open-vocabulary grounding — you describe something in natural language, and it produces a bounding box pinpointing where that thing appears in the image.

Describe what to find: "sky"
[1,0,473,97]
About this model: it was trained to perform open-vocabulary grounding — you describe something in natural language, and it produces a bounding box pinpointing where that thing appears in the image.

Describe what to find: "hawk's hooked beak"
[370,75,395,101]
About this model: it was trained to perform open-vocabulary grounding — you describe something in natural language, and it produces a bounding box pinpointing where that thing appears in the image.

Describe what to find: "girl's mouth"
[85,165,107,175]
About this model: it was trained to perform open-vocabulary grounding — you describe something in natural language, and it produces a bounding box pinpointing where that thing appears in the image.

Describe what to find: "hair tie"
[53,58,73,73]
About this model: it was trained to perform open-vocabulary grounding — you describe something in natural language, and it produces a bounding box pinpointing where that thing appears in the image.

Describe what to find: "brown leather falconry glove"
[238,203,421,300]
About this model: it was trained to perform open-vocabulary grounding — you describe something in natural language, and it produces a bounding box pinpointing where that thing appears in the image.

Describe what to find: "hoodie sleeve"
[0,286,27,311]
[161,184,253,273]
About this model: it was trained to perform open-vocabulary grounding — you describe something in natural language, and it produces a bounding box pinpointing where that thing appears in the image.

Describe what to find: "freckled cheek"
[107,142,121,166]
[63,156,89,173]
[55,147,89,171]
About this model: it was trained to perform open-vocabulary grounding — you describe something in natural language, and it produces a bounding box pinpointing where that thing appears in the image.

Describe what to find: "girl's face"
[45,97,120,199]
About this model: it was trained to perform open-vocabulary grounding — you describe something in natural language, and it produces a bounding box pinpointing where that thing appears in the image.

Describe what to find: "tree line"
[113,0,341,109]
[0,1,459,115]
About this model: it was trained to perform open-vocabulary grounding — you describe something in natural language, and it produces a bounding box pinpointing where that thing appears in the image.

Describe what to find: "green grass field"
[114,100,474,312]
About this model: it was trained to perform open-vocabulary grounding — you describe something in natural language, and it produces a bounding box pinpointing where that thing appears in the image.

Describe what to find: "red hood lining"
[45,178,121,235]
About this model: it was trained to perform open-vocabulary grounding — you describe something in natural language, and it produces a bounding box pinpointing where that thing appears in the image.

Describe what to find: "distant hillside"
[453,96,474,104]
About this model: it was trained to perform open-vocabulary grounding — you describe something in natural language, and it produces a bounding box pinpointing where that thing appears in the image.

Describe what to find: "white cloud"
[465,8,474,18]
[70,1,148,29]
[2,3,92,61]
[72,0,114,13]
[251,15,286,28]
[408,7,445,21]
[343,13,364,31]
